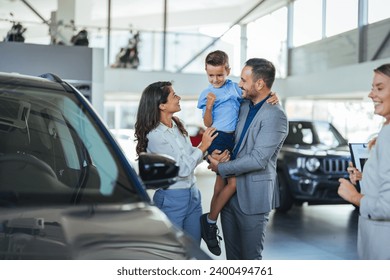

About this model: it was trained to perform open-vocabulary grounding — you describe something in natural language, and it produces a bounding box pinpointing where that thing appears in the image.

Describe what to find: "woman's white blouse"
[146,122,204,189]
[360,124,390,220]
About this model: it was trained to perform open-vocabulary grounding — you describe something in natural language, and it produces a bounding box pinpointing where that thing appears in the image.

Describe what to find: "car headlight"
[305,157,320,172]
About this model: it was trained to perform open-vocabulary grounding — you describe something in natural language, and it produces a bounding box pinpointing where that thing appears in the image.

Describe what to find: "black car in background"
[276,120,355,212]
[0,72,209,259]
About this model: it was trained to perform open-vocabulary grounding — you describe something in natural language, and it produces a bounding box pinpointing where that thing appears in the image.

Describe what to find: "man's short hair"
[245,58,276,88]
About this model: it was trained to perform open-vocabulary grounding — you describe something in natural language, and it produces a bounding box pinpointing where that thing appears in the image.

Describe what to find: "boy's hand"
[210,149,230,162]
[267,92,279,105]
[206,92,216,109]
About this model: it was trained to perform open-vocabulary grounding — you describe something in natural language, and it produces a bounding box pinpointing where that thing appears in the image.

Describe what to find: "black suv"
[276,120,355,212]
[0,72,209,259]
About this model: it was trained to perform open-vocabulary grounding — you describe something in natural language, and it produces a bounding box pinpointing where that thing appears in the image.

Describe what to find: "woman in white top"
[338,63,390,259]
[135,81,217,244]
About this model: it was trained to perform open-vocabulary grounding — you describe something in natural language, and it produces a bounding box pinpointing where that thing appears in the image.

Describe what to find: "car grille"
[321,158,349,174]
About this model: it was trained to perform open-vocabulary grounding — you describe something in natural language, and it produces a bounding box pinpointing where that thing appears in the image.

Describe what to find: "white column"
[55,0,93,45]
[56,0,76,44]
[240,24,247,67]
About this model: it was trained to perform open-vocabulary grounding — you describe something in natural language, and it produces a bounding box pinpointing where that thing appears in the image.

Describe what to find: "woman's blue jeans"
[153,185,202,244]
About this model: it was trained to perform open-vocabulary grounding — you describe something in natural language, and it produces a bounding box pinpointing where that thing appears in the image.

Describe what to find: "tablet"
[348,143,369,172]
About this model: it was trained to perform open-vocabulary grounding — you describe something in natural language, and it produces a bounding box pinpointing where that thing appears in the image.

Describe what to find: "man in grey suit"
[208,58,288,260]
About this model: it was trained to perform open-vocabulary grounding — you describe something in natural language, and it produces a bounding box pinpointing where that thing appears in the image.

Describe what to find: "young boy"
[197,50,278,256]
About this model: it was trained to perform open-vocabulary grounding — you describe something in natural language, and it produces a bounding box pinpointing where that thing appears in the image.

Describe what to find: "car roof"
[0,72,73,93]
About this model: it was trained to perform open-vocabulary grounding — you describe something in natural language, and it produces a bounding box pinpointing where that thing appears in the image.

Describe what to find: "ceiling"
[0,0,288,40]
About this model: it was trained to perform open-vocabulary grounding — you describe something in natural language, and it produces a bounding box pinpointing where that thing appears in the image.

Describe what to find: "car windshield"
[285,121,347,148]
[0,79,143,207]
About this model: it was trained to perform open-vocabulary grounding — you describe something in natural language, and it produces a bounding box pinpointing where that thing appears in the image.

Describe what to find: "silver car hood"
[0,203,208,260]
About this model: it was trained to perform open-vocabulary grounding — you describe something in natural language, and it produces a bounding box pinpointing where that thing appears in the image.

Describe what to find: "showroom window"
[325,0,359,37]
[368,0,390,23]
[247,7,288,78]
[285,99,384,143]
[293,0,323,47]
[104,100,203,130]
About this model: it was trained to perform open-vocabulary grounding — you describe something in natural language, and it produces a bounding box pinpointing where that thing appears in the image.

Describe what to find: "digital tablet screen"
[348,143,369,172]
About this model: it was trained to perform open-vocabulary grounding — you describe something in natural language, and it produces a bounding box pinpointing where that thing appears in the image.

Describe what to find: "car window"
[285,123,314,145]
[314,121,343,147]
[301,128,313,144]
[62,98,119,196]
[285,121,346,147]
[0,81,142,207]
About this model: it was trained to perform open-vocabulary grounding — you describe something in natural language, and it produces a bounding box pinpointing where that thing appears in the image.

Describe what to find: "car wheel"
[276,174,293,213]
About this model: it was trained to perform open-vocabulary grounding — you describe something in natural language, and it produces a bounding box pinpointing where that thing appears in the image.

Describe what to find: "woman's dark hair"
[134,81,187,156]
[374,63,390,77]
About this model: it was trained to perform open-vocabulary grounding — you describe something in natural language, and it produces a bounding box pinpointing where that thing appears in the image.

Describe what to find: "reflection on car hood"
[0,203,209,260]
[281,144,350,157]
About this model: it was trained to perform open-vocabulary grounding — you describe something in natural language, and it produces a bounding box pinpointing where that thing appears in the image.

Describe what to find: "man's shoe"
[200,213,222,256]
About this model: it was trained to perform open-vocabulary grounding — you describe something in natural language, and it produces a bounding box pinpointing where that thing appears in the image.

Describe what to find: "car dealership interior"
[0,0,389,260]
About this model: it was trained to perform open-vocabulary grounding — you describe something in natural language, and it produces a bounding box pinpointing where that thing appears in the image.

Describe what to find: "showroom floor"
[196,171,359,260]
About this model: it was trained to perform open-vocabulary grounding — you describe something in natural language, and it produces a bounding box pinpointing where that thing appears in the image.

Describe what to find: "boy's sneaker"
[200,213,222,256]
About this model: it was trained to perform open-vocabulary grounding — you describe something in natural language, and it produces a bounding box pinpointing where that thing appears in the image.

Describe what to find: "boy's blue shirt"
[197,79,242,132]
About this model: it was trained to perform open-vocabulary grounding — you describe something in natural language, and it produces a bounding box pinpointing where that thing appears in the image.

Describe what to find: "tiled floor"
[197,171,359,260]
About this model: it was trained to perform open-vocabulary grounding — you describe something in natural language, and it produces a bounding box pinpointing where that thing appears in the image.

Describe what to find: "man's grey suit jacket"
[218,99,288,214]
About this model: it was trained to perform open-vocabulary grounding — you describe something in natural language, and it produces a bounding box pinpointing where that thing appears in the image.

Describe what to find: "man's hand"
[207,149,230,173]
[210,149,230,162]
[207,154,220,173]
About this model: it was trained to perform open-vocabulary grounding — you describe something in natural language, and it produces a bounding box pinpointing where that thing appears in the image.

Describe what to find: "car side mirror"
[138,153,179,189]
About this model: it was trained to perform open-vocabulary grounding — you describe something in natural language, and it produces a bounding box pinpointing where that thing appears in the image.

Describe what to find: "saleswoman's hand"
[347,162,362,185]
[338,178,363,207]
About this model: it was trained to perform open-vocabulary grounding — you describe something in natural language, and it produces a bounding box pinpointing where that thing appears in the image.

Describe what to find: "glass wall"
[90,28,238,74]
[285,99,384,143]
[325,0,358,37]
[104,99,203,130]
[292,0,368,46]
[293,0,323,47]
[198,24,242,76]
[105,30,226,72]
[3,0,388,74]
[368,0,390,23]
[247,7,288,78]
[103,101,140,129]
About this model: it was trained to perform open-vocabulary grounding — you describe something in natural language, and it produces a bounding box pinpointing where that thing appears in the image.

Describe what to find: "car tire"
[276,174,293,213]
